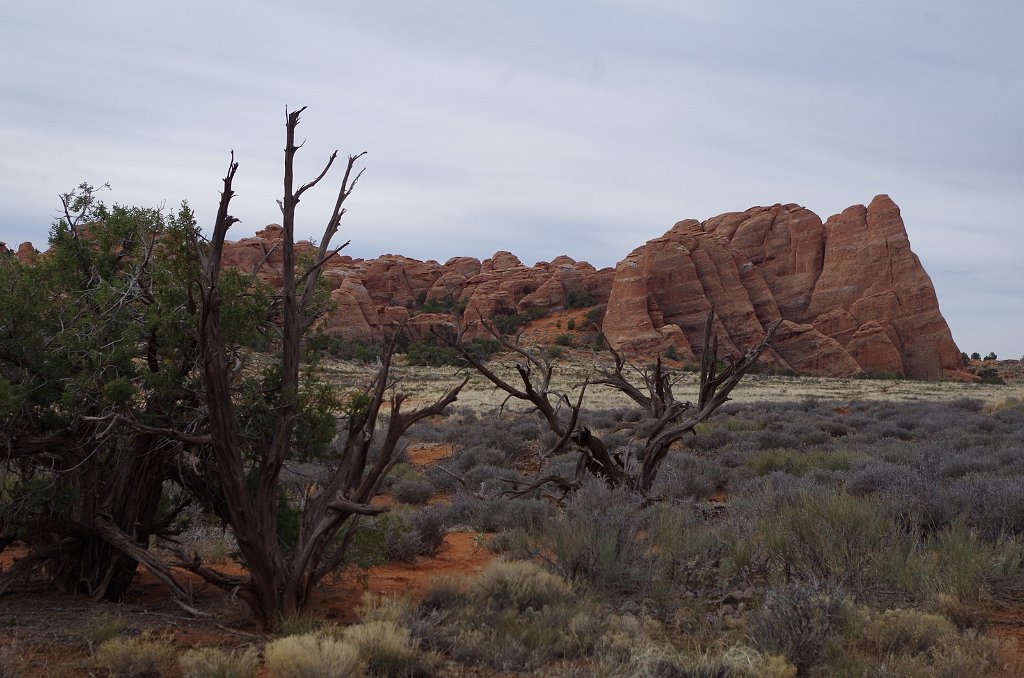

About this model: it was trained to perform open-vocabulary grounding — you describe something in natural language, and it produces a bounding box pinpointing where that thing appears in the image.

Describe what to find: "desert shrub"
[592,613,667,668]
[81,611,131,648]
[264,633,364,678]
[492,307,547,336]
[541,481,649,597]
[0,643,23,678]
[393,504,450,555]
[543,345,565,361]
[95,634,176,677]
[565,290,597,309]
[445,413,530,459]
[453,444,505,472]
[469,496,554,533]
[420,574,470,612]
[760,491,923,600]
[744,449,858,477]
[935,453,998,480]
[927,521,1024,602]
[584,305,605,329]
[554,333,573,347]
[845,461,924,498]
[414,561,601,672]
[455,464,521,497]
[566,318,576,331]
[404,341,461,367]
[651,453,725,500]
[687,425,745,453]
[419,293,466,315]
[403,420,446,442]
[754,429,802,451]
[390,473,435,505]
[345,509,426,566]
[749,579,846,672]
[178,646,259,678]
[473,560,573,611]
[405,337,500,367]
[316,335,380,363]
[860,608,954,655]
[339,620,428,677]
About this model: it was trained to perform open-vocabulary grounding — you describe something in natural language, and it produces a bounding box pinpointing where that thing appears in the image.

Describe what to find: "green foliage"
[310,334,381,363]
[343,510,424,568]
[492,307,547,336]
[745,449,859,477]
[584,304,605,328]
[419,294,468,316]
[405,341,463,367]
[564,289,597,309]
[984,351,997,361]
[406,338,500,367]
[554,334,573,347]
[976,367,1005,385]
[565,318,575,331]
[543,345,565,361]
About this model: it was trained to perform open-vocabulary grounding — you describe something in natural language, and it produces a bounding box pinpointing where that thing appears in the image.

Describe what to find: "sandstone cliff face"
[218,229,617,343]
[214,195,962,380]
[603,195,963,379]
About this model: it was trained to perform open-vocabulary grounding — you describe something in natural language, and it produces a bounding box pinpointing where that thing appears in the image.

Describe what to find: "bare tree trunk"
[185,109,465,630]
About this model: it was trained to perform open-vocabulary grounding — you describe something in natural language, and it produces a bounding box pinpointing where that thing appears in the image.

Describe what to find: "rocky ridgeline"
[2,195,968,380]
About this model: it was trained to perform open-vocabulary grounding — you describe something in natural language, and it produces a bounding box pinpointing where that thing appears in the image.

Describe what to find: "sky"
[1,1,1021,359]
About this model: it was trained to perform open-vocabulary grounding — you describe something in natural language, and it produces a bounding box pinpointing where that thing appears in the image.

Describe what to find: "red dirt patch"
[315,532,495,622]
[1,532,495,676]
[987,595,1024,673]
[519,308,593,345]
[405,442,455,466]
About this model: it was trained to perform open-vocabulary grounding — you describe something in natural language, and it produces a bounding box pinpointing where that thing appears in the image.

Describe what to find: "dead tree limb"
[442,309,777,497]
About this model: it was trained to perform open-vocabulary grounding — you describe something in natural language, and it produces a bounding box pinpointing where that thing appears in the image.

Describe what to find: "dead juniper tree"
[173,108,469,629]
[440,311,777,496]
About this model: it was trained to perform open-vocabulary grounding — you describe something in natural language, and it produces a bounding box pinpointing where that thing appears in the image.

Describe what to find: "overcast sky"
[1,1,1021,358]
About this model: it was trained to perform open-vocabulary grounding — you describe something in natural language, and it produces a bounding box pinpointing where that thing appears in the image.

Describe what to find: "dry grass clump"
[596,639,798,678]
[749,579,847,673]
[263,633,364,678]
[178,646,259,678]
[306,594,430,677]
[95,633,176,677]
[853,618,1005,677]
[471,559,572,611]
[337,621,426,677]
[0,643,23,678]
[81,611,131,649]
[861,608,955,655]
[414,560,601,672]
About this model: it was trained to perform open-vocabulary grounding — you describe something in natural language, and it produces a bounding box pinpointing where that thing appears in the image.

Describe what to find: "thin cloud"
[1,1,1020,357]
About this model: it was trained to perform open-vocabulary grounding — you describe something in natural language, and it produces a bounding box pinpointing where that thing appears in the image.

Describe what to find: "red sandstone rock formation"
[180,195,966,379]
[604,196,965,379]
